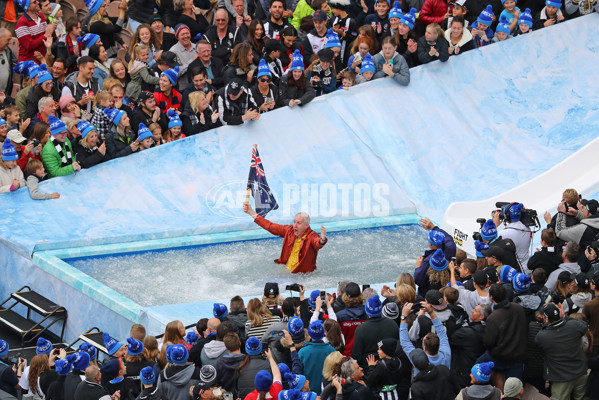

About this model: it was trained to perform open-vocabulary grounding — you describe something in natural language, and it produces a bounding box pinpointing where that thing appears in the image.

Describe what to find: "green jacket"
[292,0,315,29]
[42,138,75,178]
[15,86,32,121]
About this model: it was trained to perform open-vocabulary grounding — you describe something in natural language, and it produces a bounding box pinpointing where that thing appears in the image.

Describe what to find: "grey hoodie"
[157,363,200,400]
[546,262,581,292]
[200,341,229,367]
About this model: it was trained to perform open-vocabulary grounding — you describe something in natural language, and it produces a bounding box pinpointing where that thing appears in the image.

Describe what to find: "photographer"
[0,339,26,397]
[475,219,521,273]
[492,204,532,272]
[554,199,599,271]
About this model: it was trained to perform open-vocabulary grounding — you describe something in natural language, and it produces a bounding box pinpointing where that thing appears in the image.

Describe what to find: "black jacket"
[352,317,399,368]
[483,300,528,363]
[64,370,85,400]
[186,57,225,89]
[250,83,282,113]
[26,85,61,119]
[74,380,111,400]
[181,103,222,135]
[189,334,216,366]
[213,87,258,126]
[130,107,168,134]
[527,247,562,275]
[204,25,243,68]
[136,386,167,400]
[340,381,374,400]
[449,322,485,387]
[417,36,450,65]
[215,352,245,393]
[364,355,411,398]
[76,145,109,169]
[278,74,315,107]
[410,364,459,400]
[105,125,137,159]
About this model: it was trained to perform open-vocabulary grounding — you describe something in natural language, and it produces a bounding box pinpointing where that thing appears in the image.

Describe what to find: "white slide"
[441,136,599,257]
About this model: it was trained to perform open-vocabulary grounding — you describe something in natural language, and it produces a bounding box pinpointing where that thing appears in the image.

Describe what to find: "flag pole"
[245,144,258,204]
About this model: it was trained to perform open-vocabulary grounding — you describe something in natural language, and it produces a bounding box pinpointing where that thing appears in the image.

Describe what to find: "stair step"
[0,309,40,334]
[12,291,64,315]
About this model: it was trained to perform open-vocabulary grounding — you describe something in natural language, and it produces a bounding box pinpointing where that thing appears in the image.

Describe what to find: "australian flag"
[247,146,279,217]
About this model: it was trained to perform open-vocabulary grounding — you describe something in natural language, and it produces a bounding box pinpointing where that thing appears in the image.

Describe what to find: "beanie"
[257,58,272,79]
[102,332,124,356]
[546,0,562,7]
[37,65,52,85]
[285,373,307,390]
[287,317,304,340]
[169,344,189,364]
[255,370,273,391]
[278,363,291,379]
[103,108,126,126]
[499,265,517,283]
[308,290,321,309]
[213,303,228,319]
[496,16,511,35]
[477,5,494,26]
[471,361,494,383]
[185,331,199,347]
[429,248,448,271]
[507,203,524,222]
[48,115,68,136]
[55,357,73,376]
[71,351,90,371]
[162,66,180,85]
[389,1,403,19]
[378,338,397,357]
[36,337,52,355]
[77,33,100,49]
[167,109,183,129]
[175,23,190,39]
[127,337,144,356]
[101,358,121,381]
[0,340,8,358]
[399,8,417,29]
[199,364,217,385]
[504,377,523,397]
[140,366,155,385]
[15,0,31,12]
[77,121,96,139]
[382,302,399,320]
[13,60,34,76]
[365,295,382,317]
[290,50,305,72]
[518,8,533,26]
[360,53,375,74]
[245,336,263,356]
[137,123,154,142]
[2,139,18,161]
[474,240,489,258]
[512,273,531,292]
[308,320,325,341]
[428,230,445,247]
[279,389,317,400]
[79,343,96,360]
[480,219,497,241]
[324,29,341,49]
[84,0,102,16]
[165,344,174,364]
[28,64,41,80]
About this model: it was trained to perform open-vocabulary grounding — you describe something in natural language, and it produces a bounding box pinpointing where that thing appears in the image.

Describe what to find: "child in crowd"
[306,48,337,96]
[449,0,470,27]
[396,8,419,68]
[445,16,474,55]
[148,123,164,146]
[164,110,186,142]
[126,45,161,102]
[365,0,391,40]
[25,159,60,200]
[339,70,356,89]
[91,91,115,140]
[0,139,26,193]
[514,8,533,35]
[534,0,564,29]
[5,106,26,133]
[500,0,520,34]
[373,36,410,86]
[355,53,375,84]
[347,36,373,74]
[471,5,495,47]
[137,123,156,151]
[493,16,513,42]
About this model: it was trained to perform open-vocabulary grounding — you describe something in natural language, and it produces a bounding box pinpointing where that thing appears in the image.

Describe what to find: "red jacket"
[15,12,47,62]
[419,0,449,25]
[153,89,181,113]
[255,215,327,274]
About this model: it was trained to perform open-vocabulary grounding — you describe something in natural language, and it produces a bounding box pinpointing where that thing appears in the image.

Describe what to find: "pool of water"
[67,225,426,307]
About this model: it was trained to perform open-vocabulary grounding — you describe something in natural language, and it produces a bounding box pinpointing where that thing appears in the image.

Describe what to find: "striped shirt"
[15,12,48,62]
[245,316,282,340]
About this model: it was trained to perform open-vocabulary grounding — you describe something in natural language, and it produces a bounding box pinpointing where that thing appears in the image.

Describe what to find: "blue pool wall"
[0,15,598,342]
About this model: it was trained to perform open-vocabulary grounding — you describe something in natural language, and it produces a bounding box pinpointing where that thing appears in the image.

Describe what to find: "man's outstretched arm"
[243,202,288,237]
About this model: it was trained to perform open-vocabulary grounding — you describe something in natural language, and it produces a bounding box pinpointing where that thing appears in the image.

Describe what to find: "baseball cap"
[7,129,26,143]
[542,303,560,322]
[226,78,244,96]
[592,271,599,286]
[160,51,180,68]
[344,282,361,297]
[557,271,574,285]
[451,0,468,8]
[265,39,285,53]
[317,48,334,63]
[480,246,504,262]
[581,199,599,215]
[574,273,590,290]
[425,290,447,311]
[483,266,498,284]
[313,10,328,21]
[264,282,280,298]
[138,91,154,103]
[410,349,429,370]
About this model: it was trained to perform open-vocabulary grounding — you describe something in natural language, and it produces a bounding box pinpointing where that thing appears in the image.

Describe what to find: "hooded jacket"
[215,352,245,393]
[200,340,229,367]
[450,322,486,388]
[410,364,459,400]
[444,28,474,55]
[0,164,26,193]
[157,363,201,400]
[125,59,160,102]
[457,383,501,400]
[545,262,581,292]
[354,317,400,368]
[483,300,527,363]
[372,50,411,86]
[279,73,316,107]
[364,355,412,398]
[237,356,271,399]
[340,380,373,400]
[556,213,599,248]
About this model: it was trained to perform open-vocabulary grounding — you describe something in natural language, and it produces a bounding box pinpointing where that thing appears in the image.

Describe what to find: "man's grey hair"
[337,280,349,295]
[295,212,310,224]
[38,96,54,111]
[480,304,493,319]
[340,359,356,381]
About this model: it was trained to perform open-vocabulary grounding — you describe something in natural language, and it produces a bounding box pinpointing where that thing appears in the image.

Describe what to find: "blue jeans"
[476,350,524,380]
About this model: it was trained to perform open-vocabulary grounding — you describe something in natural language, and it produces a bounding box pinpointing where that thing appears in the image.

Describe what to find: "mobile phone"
[451,257,456,265]
[320,290,326,298]
[362,284,370,291]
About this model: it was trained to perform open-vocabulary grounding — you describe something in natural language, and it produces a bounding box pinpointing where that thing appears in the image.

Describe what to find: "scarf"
[50,135,73,167]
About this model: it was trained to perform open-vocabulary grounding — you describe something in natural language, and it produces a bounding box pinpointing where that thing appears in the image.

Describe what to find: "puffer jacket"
[372,50,411,86]
[0,164,26,193]
[125,59,160,102]
[236,356,271,399]
[105,125,136,160]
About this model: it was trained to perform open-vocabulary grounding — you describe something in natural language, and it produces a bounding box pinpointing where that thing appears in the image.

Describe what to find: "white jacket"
[444,28,473,50]
[0,164,26,193]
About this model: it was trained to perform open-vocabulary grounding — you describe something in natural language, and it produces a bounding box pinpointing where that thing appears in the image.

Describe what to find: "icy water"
[69,225,426,307]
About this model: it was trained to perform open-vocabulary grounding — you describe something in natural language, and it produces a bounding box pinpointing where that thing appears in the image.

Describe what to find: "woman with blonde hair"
[321,351,343,386]
[76,121,108,169]
[143,335,160,362]
[181,90,221,135]
[245,298,281,339]
[223,42,257,87]
[158,320,190,368]
[87,0,129,58]
[417,22,449,64]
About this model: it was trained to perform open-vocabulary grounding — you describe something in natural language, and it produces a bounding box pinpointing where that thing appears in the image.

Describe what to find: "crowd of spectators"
[1,188,599,400]
[0,0,597,195]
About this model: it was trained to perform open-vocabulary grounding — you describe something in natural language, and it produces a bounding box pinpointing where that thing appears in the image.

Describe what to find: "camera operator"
[475,219,521,273]
[543,188,582,249]
[555,199,599,272]
[0,339,26,397]
[492,203,531,273]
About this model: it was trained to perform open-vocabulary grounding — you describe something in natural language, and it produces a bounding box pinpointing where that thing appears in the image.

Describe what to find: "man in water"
[243,203,327,273]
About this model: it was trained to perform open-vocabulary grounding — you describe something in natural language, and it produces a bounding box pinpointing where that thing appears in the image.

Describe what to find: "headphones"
[502,202,519,223]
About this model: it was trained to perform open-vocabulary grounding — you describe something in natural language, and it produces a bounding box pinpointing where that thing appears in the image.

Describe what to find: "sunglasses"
[215,18,227,22]
[259,78,271,83]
